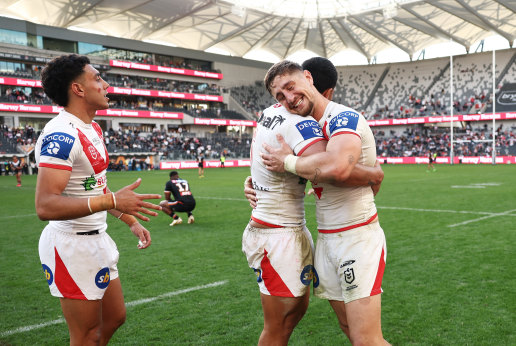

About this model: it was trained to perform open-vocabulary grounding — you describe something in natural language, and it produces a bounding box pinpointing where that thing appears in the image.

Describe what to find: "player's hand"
[129,222,151,249]
[244,176,257,208]
[114,178,162,221]
[261,134,294,173]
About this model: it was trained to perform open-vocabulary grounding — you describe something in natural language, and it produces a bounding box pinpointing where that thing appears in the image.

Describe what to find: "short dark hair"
[169,171,179,178]
[41,54,90,107]
[264,60,303,95]
[302,57,337,93]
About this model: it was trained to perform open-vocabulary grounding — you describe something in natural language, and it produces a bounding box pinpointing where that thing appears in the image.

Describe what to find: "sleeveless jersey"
[251,104,324,227]
[35,110,110,233]
[312,101,378,231]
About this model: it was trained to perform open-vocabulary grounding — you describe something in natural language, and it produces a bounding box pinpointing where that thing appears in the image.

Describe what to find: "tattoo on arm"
[348,155,355,165]
[368,180,374,186]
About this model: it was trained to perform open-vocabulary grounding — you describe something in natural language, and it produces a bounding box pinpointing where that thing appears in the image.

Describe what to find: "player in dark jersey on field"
[160,171,196,226]
[10,155,23,187]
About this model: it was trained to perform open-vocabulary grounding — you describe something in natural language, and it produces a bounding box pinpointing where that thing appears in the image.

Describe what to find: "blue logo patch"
[296,120,323,140]
[40,132,75,160]
[300,265,315,286]
[42,264,53,285]
[328,111,359,134]
[253,268,263,283]
[95,267,110,289]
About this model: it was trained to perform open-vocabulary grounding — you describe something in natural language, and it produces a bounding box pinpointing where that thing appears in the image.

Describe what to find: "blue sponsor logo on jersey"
[40,132,75,160]
[300,264,316,286]
[253,268,263,283]
[95,267,110,289]
[296,120,323,140]
[42,264,53,285]
[329,111,359,133]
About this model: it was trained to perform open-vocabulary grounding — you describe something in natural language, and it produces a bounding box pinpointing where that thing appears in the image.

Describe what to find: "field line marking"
[197,196,516,217]
[0,280,228,337]
[448,209,516,228]
[0,213,38,219]
[125,280,227,307]
[0,318,65,337]
[375,206,497,216]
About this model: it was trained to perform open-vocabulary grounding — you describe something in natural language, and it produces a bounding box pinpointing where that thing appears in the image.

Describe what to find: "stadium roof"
[0,0,515,63]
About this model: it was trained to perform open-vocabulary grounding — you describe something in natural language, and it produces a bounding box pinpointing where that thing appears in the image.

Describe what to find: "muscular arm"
[262,133,362,185]
[35,167,162,221]
[35,167,89,220]
[334,160,384,187]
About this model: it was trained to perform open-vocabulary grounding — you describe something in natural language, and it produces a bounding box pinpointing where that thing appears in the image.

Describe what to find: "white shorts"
[39,225,120,300]
[314,221,386,303]
[242,223,315,297]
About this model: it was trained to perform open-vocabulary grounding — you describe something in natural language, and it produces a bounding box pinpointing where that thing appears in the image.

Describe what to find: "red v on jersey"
[76,128,109,174]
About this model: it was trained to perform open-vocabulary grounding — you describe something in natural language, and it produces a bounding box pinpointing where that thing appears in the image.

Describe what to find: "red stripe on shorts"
[54,247,87,300]
[261,249,294,297]
[370,247,385,296]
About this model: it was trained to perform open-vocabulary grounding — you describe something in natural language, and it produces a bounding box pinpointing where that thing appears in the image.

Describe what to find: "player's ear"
[71,81,85,97]
[304,70,313,83]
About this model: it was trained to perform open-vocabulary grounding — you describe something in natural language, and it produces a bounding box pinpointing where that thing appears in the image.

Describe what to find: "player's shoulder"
[327,102,361,120]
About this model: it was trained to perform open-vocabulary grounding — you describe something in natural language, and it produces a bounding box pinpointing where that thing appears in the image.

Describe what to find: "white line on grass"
[0,280,228,337]
[0,213,37,219]
[447,209,516,228]
[197,197,516,218]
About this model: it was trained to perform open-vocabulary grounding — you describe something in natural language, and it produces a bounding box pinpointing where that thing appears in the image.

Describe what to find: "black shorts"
[168,199,196,213]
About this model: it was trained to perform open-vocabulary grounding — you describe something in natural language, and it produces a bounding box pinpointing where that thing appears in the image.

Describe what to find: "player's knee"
[159,200,168,208]
[349,329,384,346]
[79,325,102,345]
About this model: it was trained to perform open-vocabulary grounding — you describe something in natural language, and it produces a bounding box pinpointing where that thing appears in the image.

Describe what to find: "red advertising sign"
[160,159,250,170]
[110,60,223,79]
[193,118,257,127]
[377,156,516,164]
[0,77,42,88]
[107,87,223,102]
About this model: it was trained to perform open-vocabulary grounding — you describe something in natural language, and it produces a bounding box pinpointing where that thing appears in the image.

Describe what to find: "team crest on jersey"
[88,145,98,160]
[40,132,75,160]
[95,267,110,289]
[296,120,323,140]
[329,111,359,133]
[42,264,53,285]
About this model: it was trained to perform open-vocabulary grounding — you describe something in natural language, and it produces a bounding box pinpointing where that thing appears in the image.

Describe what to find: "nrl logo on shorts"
[82,174,97,191]
[344,268,355,284]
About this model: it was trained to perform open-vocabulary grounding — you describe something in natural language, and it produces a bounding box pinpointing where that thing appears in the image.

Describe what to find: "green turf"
[0,164,515,345]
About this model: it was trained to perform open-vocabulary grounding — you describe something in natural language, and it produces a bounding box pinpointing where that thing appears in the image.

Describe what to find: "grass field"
[0,164,515,345]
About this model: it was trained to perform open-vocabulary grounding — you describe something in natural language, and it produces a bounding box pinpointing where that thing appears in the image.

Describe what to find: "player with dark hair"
[10,155,23,186]
[242,57,384,345]
[160,171,196,226]
[35,54,162,345]
[261,60,389,345]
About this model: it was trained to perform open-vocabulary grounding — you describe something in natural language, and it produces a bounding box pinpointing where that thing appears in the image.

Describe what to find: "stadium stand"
[0,19,515,165]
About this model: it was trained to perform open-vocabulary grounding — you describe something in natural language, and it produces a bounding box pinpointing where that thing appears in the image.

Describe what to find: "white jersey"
[35,110,110,233]
[313,101,377,231]
[251,104,324,227]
